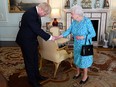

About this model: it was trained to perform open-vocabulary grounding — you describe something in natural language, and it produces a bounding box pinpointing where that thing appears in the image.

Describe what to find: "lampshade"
[50,8,61,18]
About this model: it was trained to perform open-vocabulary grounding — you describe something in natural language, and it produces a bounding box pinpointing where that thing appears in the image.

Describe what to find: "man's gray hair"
[37,2,51,14]
[71,5,83,16]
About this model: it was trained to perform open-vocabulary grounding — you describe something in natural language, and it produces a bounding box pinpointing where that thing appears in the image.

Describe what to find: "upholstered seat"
[49,26,70,48]
[38,37,73,78]
[49,26,60,36]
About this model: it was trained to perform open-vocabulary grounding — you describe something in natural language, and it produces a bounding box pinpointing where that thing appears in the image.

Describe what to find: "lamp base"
[52,18,58,26]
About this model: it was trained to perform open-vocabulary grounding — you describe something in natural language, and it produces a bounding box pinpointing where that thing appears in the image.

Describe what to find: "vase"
[95,0,100,8]
[103,0,109,8]
[72,0,77,6]
[64,0,70,8]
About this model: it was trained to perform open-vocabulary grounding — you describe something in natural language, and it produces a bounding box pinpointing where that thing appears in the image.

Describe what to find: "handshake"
[51,35,84,41]
[51,35,63,41]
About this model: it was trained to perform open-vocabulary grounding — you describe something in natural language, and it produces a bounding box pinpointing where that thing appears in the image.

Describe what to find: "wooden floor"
[0,73,8,87]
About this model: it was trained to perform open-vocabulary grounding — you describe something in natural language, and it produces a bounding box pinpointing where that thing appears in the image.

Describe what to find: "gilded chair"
[38,37,73,78]
[49,26,60,36]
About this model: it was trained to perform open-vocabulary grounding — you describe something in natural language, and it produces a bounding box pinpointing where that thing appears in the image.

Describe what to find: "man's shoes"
[79,77,89,84]
[38,76,49,82]
[73,73,81,79]
[29,81,43,87]
[38,84,43,87]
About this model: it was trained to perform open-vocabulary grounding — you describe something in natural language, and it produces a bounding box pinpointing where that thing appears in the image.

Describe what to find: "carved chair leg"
[112,42,115,49]
[39,58,43,70]
[69,58,74,68]
[53,62,60,78]
[112,44,114,49]
[67,58,73,68]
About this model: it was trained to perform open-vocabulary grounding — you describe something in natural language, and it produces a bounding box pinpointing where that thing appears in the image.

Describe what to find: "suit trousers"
[20,40,40,83]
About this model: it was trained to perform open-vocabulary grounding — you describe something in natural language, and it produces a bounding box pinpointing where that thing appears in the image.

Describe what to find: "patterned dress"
[62,17,96,68]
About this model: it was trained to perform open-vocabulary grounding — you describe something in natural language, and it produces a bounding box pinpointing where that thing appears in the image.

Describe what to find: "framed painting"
[8,0,49,13]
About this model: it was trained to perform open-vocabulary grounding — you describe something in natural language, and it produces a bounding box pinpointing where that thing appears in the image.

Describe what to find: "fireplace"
[91,19,99,41]
[65,9,109,45]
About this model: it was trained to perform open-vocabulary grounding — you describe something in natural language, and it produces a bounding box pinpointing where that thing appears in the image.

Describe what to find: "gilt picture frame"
[8,0,49,13]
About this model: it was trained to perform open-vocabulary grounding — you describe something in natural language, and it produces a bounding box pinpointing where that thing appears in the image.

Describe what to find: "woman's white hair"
[71,5,83,16]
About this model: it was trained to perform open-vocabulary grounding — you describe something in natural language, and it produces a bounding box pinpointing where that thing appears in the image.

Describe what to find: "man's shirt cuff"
[48,36,52,40]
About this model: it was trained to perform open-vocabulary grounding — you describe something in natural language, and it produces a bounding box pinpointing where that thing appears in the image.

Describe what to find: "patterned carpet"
[0,47,116,87]
[0,47,24,80]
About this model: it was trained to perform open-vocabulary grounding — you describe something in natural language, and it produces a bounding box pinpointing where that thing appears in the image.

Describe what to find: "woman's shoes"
[73,73,81,79]
[79,77,89,84]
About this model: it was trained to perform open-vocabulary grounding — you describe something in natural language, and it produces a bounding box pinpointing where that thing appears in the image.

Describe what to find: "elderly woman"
[56,5,96,84]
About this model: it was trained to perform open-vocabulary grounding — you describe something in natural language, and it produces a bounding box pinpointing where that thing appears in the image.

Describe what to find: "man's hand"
[51,36,56,41]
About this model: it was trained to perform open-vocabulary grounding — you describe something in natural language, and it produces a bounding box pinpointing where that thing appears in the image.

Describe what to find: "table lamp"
[50,8,61,26]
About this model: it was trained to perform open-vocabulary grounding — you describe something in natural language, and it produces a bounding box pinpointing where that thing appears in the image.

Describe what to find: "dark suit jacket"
[16,6,50,46]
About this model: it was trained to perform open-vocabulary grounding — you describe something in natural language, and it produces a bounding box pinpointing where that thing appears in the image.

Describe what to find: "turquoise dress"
[62,17,96,68]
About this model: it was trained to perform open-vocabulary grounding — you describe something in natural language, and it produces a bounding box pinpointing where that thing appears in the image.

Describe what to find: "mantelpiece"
[64,9,109,44]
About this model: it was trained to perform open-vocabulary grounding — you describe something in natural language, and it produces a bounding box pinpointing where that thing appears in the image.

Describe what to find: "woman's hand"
[53,35,63,40]
[76,36,84,40]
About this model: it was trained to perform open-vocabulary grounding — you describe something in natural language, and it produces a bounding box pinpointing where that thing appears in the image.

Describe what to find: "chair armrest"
[57,45,71,54]
[56,38,69,44]
[57,45,68,51]
[55,38,70,53]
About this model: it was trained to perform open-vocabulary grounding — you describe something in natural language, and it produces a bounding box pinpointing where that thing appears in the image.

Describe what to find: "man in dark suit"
[16,2,55,87]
